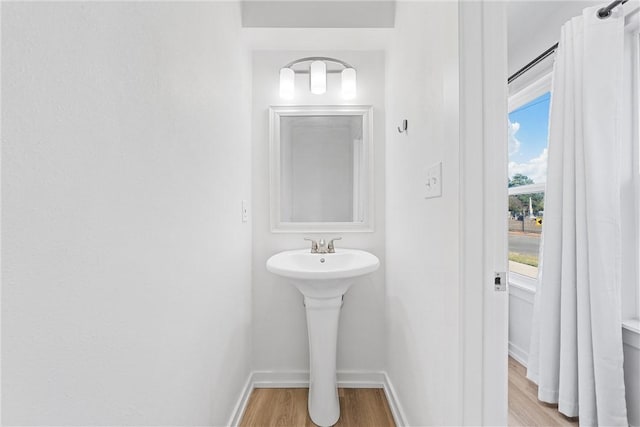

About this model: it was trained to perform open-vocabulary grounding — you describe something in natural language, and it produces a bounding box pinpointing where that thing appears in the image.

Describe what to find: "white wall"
[385,2,462,425]
[251,50,386,373]
[623,322,640,427]
[1,3,252,425]
[508,285,535,365]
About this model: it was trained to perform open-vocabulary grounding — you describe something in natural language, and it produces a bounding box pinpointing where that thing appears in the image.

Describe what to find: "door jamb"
[458,1,509,424]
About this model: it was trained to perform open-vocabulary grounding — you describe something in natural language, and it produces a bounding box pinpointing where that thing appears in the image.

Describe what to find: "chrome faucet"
[327,237,341,253]
[304,237,342,254]
[304,238,319,253]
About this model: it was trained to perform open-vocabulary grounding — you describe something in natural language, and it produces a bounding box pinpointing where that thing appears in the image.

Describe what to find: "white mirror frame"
[269,105,374,233]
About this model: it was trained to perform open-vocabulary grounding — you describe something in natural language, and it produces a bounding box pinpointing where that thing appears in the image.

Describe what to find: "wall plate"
[242,200,249,222]
[425,162,442,199]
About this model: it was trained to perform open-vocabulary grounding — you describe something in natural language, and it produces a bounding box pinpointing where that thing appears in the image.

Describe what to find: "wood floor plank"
[509,357,579,427]
[240,388,395,427]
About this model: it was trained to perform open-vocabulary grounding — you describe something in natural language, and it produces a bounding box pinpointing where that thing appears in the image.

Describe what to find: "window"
[622,20,640,321]
[508,81,551,282]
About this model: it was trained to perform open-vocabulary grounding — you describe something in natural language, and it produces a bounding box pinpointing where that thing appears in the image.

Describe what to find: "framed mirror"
[269,105,374,232]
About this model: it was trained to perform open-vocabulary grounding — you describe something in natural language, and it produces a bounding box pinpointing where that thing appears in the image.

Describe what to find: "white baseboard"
[227,373,254,427]
[382,372,407,427]
[508,341,529,367]
[252,370,309,388]
[227,370,406,426]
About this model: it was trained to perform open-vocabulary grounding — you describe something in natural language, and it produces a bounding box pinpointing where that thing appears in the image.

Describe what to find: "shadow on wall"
[385,296,430,425]
[211,324,252,426]
[338,265,386,369]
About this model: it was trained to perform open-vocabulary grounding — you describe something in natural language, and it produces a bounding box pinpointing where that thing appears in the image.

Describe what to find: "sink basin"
[266,249,379,298]
[266,247,380,426]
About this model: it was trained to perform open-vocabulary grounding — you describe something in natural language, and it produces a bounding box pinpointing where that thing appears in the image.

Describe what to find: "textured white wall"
[385,2,462,425]
[1,3,252,425]
[251,50,386,373]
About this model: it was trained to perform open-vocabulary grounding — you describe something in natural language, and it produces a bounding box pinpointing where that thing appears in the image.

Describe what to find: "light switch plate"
[241,200,249,222]
[425,162,442,199]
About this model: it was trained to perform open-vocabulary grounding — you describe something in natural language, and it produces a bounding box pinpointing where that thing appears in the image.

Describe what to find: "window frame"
[507,73,552,290]
[628,15,640,321]
[508,72,552,115]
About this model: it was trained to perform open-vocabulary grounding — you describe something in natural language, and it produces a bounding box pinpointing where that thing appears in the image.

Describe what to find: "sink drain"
[320,258,325,263]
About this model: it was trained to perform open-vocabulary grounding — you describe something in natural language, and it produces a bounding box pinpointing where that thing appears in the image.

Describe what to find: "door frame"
[458,1,509,424]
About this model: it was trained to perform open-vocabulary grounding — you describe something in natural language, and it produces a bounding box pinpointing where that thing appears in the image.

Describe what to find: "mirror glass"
[270,106,373,232]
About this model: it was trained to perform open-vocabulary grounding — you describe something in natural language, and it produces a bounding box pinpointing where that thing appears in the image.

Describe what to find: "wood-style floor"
[240,358,577,427]
[240,387,395,427]
[509,357,579,426]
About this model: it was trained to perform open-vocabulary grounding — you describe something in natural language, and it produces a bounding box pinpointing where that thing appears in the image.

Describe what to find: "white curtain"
[527,5,628,426]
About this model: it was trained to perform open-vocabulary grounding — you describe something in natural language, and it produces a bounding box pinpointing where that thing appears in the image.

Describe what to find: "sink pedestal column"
[304,294,343,427]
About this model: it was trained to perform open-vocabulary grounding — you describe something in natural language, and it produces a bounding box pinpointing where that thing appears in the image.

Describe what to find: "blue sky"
[508,92,551,183]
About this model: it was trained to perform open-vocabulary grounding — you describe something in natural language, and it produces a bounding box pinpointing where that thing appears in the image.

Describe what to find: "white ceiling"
[242,0,605,77]
[241,0,396,28]
[507,0,601,76]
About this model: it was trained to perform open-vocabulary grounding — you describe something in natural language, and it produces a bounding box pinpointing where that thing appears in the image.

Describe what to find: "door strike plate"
[494,272,507,292]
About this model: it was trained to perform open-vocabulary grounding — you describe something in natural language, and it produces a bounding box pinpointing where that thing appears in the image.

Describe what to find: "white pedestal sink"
[266,248,380,427]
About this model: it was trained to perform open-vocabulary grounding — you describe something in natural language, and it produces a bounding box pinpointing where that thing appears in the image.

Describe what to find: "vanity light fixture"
[279,57,357,100]
[279,68,295,100]
[341,67,357,100]
[310,60,326,95]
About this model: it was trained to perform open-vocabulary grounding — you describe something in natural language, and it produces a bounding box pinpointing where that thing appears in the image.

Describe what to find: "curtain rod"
[508,0,628,84]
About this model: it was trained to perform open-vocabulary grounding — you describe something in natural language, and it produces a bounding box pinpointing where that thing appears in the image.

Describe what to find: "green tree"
[509,195,524,213]
[509,173,534,187]
[508,174,544,216]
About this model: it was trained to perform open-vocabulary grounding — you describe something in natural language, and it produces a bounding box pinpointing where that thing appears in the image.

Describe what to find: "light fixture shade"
[279,68,295,100]
[310,61,326,95]
[341,68,357,100]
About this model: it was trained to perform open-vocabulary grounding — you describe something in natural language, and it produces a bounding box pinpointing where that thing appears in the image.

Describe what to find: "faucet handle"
[304,238,318,253]
[328,237,342,253]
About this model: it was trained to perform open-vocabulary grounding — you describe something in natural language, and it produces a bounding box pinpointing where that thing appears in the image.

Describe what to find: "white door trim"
[459,1,509,425]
